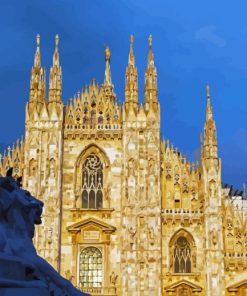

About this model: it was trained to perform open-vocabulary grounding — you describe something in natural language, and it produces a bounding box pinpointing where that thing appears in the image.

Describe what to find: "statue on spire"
[34,34,41,67]
[147,34,154,67]
[124,35,138,110]
[206,84,213,121]
[128,35,135,66]
[144,34,158,108]
[104,46,112,86]
[28,34,46,111]
[201,85,218,160]
[49,34,62,105]
[52,34,60,67]
[148,34,152,47]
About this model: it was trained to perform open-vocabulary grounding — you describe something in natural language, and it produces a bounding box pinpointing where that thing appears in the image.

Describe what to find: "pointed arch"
[74,144,110,209]
[75,144,110,169]
[169,229,196,274]
[169,228,196,248]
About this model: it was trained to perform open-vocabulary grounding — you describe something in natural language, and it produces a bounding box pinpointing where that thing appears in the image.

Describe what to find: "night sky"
[0,0,246,189]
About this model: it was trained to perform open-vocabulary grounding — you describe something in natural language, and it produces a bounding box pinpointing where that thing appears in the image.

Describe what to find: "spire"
[128,35,135,66]
[201,85,218,160]
[144,34,158,109]
[53,34,60,67]
[206,85,213,121]
[29,34,46,111]
[147,34,154,68]
[104,46,112,85]
[49,34,62,104]
[125,35,138,111]
[34,34,41,67]
[102,46,116,103]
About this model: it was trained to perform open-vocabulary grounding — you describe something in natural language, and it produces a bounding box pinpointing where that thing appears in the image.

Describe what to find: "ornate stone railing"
[79,286,117,296]
[162,209,203,215]
[225,252,247,258]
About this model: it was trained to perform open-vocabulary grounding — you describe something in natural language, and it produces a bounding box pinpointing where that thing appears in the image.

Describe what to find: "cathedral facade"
[1,34,247,296]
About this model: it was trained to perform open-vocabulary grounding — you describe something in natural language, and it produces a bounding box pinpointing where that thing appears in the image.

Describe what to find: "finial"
[128,35,135,66]
[104,46,112,85]
[34,34,41,67]
[147,34,154,67]
[206,84,213,120]
[36,34,40,47]
[105,46,111,61]
[206,84,210,99]
[55,34,59,47]
[7,146,11,156]
[130,35,134,45]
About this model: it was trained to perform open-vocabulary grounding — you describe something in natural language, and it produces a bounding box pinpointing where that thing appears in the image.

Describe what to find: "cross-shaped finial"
[148,34,152,47]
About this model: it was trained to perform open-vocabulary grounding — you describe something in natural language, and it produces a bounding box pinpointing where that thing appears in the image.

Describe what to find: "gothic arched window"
[174,236,191,273]
[82,154,103,209]
[79,247,102,288]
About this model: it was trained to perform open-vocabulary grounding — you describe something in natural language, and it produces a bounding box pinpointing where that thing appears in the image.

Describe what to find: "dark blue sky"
[0,0,246,189]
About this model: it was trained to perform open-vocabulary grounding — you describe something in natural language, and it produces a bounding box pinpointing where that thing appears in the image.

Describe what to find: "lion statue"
[0,173,89,296]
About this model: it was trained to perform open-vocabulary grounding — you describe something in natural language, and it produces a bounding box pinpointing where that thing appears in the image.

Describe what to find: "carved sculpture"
[210,228,218,247]
[109,271,118,286]
[128,226,137,247]
[148,226,155,245]
[0,175,89,296]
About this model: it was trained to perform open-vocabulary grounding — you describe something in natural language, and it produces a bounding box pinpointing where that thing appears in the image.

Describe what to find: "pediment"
[165,279,202,291]
[67,217,116,234]
[227,279,247,291]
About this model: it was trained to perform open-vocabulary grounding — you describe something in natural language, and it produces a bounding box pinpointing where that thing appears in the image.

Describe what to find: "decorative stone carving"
[148,226,155,245]
[210,228,218,247]
[128,226,137,247]
[110,271,118,286]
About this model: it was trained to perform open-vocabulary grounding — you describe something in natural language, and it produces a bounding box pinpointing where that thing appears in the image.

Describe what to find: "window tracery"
[82,154,103,209]
[173,236,192,273]
[79,247,102,288]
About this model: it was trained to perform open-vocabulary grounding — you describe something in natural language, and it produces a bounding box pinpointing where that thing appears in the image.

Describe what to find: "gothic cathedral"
[1,34,247,296]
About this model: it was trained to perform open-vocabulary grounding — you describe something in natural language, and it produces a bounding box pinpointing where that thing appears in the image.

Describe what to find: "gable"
[164,279,202,291]
[67,217,116,234]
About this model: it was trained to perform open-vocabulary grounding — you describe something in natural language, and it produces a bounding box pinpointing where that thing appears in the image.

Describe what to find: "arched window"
[79,247,102,288]
[82,154,103,209]
[174,236,191,273]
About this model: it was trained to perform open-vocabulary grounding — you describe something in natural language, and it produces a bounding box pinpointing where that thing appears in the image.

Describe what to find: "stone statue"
[210,228,218,247]
[0,175,89,296]
[128,226,137,246]
[128,158,135,176]
[109,271,118,286]
[148,158,155,174]
[148,226,155,245]
[104,184,111,201]
[209,181,216,198]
